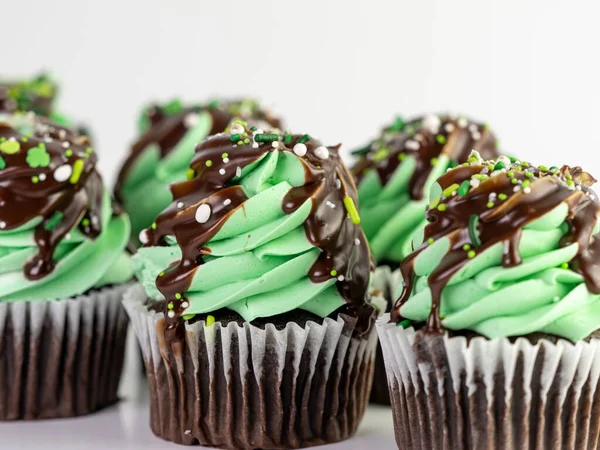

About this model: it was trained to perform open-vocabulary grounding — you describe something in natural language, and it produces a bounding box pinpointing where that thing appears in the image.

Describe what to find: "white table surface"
[0,331,396,450]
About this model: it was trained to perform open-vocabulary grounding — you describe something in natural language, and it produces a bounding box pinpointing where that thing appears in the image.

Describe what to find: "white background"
[2,1,599,448]
[4,0,600,184]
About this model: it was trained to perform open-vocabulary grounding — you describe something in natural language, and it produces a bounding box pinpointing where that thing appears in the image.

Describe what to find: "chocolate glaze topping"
[0,74,56,117]
[391,153,600,334]
[353,114,498,200]
[0,113,105,280]
[143,123,375,339]
[114,99,282,200]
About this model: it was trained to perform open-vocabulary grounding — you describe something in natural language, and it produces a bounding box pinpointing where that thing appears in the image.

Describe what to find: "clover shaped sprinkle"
[26,144,50,168]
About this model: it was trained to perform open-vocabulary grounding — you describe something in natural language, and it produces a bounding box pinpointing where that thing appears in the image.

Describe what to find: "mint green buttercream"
[0,190,133,302]
[132,150,346,321]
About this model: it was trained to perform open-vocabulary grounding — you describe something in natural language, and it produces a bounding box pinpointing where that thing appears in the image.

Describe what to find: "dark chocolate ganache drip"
[390,153,600,333]
[144,124,375,339]
[353,114,498,200]
[114,98,282,201]
[0,74,57,117]
[0,112,105,280]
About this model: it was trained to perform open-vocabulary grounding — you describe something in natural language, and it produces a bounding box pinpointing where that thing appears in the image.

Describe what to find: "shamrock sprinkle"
[26,144,50,168]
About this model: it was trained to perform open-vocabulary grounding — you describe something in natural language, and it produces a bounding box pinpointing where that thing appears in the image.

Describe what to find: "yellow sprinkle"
[69,159,84,184]
[206,315,215,327]
[343,197,361,224]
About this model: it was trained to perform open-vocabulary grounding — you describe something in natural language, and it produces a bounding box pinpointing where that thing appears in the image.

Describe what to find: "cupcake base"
[0,284,131,420]
[124,284,378,448]
[377,316,600,450]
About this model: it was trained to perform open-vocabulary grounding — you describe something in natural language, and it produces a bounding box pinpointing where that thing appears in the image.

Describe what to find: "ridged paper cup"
[124,284,378,448]
[369,266,402,405]
[0,283,132,420]
[377,313,600,450]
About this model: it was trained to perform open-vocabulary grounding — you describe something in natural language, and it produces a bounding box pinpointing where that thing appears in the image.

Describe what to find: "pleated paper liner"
[0,283,131,420]
[369,266,402,405]
[124,284,378,449]
[377,315,600,450]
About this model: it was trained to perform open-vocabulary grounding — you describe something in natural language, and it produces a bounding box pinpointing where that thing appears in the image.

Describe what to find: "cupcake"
[352,113,498,404]
[114,98,282,249]
[0,112,132,419]
[124,123,379,447]
[378,151,600,449]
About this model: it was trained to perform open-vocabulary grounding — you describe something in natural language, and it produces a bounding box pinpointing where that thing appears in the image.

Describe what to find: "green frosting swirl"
[132,150,351,321]
[399,196,600,342]
[0,190,132,302]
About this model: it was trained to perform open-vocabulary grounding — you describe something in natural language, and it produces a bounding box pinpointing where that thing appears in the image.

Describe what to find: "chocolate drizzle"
[144,126,375,340]
[0,113,105,280]
[114,99,282,201]
[353,114,498,200]
[391,154,600,334]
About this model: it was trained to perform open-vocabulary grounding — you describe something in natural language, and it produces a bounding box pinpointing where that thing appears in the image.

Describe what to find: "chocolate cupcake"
[352,113,498,404]
[378,151,600,449]
[0,112,132,419]
[124,123,379,447]
[115,98,282,249]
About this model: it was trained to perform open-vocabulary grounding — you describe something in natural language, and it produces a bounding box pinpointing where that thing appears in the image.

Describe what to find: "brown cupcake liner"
[0,283,131,420]
[124,284,378,448]
[377,315,600,450]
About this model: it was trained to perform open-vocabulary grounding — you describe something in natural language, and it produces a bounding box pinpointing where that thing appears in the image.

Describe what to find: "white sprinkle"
[405,140,420,151]
[44,137,53,143]
[444,123,455,133]
[337,275,345,282]
[488,192,497,200]
[0,221,5,229]
[422,114,441,134]
[354,238,361,246]
[335,178,342,189]
[139,230,149,245]
[458,117,468,128]
[61,141,70,148]
[223,157,229,163]
[92,216,99,226]
[496,155,511,167]
[253,129,263,135]
[181,301,189,309]
[195,204,211,224]
[65,233,71,240]
[39,173,47,181]
[58,129,67,140]
[168,311,175,318]
[471,131,482,141]
[184,113,199,128]
[513,185,521,192]
[223,199,232,206]
[293,143,307,157]
[252,143,259,149]
[468,124,478,133]
[314,146,329,159]
[470,178,480,188]
[54,164,72,182]
[271,141,279,148]
[229,123,245,135]
[326,200,336,209]
[414,134,425,142]
[236,167,242,177]
[184,430,191,436]
[177,201,184,209]
[219,168,226,175]
[523,187,531,194]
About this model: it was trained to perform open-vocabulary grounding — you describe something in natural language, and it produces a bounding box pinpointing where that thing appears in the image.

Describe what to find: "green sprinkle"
[511,178,518,184]
[474,174,489,181]
[151,222,157,230]
[436,135,447,145]
[250,126,257,131]
[167,302,174,310]
[373,148,389,162]
[522,180,531,188]
[230,133,241,142]
[81,218,90,227]
[65,149,73,157]
[69,159,84,184]
[437,203,447,212]
[343,197,361,224]
[283,133,293,144]
[566,173,573,180]
[428,237,435,245]
[525,171,534,178]
[494,161,505,171]
[205,160,213,167]
[507,171,514,178]
[442,183,460,197]
[297,134,311,143]
[31,176,39,184]
[175,293,182,300]
[448,160,458,168]
[468,215,481,247]
[467,155,480,163]
[458,180,471,196]
[538,165,548,172]
[560,262,569,269]
[44,211,64,231]
[221,153,228,158]
[389,116,405,132]
[487,164,494,171]
[159,271,165,277]
[237,141,244,146]
[85,147,93,155]
[487,201,494,208]
[398,152,406,161]
[0,156,5,170]
[398,319,412,329]
[522,162,529,168]
[467,250,476,259]
[330,269,338,277]
[244,138,250,144]
[430,157,438,166]
[514,166,522,171]
[0,140,20,154]
[429,196,440,209]
[206,315,215,327]
[463,244,471,251]
[567,180,574,186]
[164,98,183,115]
[405,126,415,135]
[186,168,195,180]
[498,193,508,200]
[549,166,558,172]
[26,145,50,168]
[254,133,280,143]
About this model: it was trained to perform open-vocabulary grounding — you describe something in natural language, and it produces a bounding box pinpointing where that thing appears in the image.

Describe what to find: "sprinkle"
[389,116,405,132]
[223,199,231,206]
[524,171,534,178]
[560,262,569,270]
[32,176,39,184]
[470,178,480,188]
[223,157,229,163]
[0,221,5,229]
[444,123,455,133]
[422,115,441,134]
[236,167,242,177]
[343,197,361,224]
[522,162,530,168]
[230,133,241,142]
[487,201,494,208]
[175,293,182,300]
[522,180,531,188]
[538,165,548,172]
[297,134,311,144]
[354,238,361,246]
[398,153,406,161]
[139,230,149,244]
[494,161,505,171]
[337,275,345,281]
[0,156,5,170]
[436,135,447,145]
[177,201,184,208]
[523,187,531,194]
[405,140,420,151]
[254,133,279,143]
[513,186,521,192]
[206,315,215,327]
[437,203,447,212]
[181,301,189,308]
[0,140,20,154]
[430,157,438,166]
[54,164,72,182]
[64,149,73,157]
[81,218,90,227]
[293,143,307,157]
[186,168,195,180]
[467,151,482,163]
[428,237,435,245]
[507,171,514,178]
[219,168,226,175]
[458,117,468,128]
[458,180,471,196]
[229,123,244,135]
[272,141,279,148]
[498,193,508,200]
[167,302,174,310]
[159,271,165,277]
[511,178,519,185]
[184,113,199,128]
[471,131,482,140]
[151,222,157,230]
[195,204,211,223]
[167,311,175,318]
[252,143,259,148]
[442,183,460,197]
[253,129,263,135]
[468,215,481,247]
[330,269,338,277]
[398,319,412,329]
[467,250,476,259]
[69,159,84,184]
[326,200,336,209]
[314,146,330,159]
[205,160,213,167]
[335,178,342,189]
[463,244,471,251]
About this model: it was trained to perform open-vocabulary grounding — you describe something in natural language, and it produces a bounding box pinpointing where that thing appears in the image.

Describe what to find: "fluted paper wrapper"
[0,283,131,420]
[377,315,600,450]
[369,266,402,405]
[124,284,378,448]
